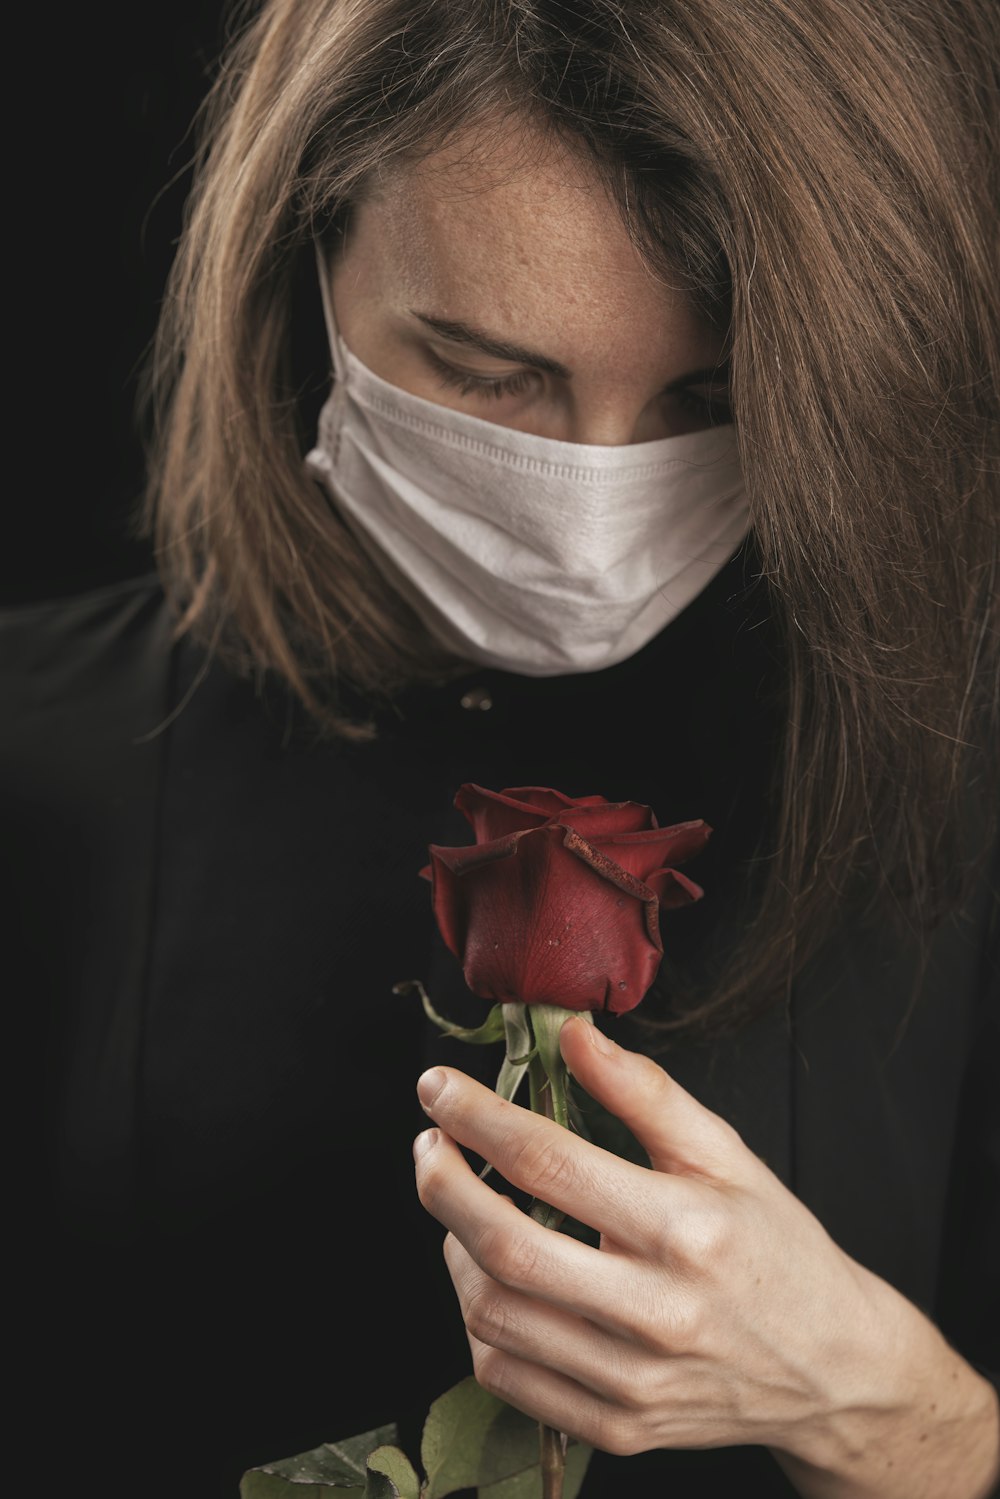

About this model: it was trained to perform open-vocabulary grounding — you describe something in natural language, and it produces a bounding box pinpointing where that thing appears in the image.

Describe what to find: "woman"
[10,0,997,1494]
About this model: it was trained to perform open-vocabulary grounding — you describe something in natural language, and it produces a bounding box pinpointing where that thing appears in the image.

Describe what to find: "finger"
[443,1230,645,1404]
[558,1016,756,1181]
[413,1126,657,1336]
[415,1067,694,1254]
[461,1322,638,1458]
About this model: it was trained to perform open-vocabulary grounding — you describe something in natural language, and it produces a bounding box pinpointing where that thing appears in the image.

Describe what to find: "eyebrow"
[409,310,730,389]
[410,311,570,377]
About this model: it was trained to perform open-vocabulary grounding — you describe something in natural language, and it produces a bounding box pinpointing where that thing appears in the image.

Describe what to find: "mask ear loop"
[311,239,350,466]
[314,239,348,385]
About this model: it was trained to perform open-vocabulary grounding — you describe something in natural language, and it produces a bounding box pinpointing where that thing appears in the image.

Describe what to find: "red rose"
[421,784,711,1014]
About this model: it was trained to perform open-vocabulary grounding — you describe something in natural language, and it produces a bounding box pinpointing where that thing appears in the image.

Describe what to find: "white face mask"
[305,252,750,676]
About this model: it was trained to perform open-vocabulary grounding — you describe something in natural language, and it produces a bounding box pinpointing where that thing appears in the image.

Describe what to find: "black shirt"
[3,545,996,1497]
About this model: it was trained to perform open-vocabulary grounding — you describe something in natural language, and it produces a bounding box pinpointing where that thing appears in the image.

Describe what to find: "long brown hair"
[141,0,999,1039]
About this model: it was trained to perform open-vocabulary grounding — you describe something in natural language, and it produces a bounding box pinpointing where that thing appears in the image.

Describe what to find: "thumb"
[559,1014,751,1181]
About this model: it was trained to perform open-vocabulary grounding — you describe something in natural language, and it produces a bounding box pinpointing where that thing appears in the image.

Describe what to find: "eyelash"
[426,349,535,401]
[426,349,731,419]
[679,389,732,421]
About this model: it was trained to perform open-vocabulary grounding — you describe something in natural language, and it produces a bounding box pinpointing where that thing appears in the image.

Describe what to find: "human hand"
[413,1016,1000,1498]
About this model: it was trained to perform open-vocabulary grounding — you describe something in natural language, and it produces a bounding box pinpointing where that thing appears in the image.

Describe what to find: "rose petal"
[646,866,706,909]
[454,784,567,843]
[552,800,659,837]
[588,819,712,882]
[501,787,610,812]
[426,825,664,1013]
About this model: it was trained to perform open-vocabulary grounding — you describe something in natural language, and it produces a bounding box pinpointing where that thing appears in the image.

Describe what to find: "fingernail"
[413,1128,438,1159]
[589,1024,616,1055]
[417,1067,446,1111]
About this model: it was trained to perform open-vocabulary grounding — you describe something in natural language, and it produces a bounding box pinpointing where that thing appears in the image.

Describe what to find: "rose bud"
[421,784,711,1014]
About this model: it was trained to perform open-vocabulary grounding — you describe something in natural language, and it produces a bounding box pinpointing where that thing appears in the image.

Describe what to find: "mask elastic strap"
[314,240,348,384]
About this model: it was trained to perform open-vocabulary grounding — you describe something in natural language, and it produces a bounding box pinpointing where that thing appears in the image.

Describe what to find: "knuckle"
[717,1116,746,1152]
[476,1222,541,1288]
[671,1197,731,1269]
[687,1202,731,1263]
[508,1132,578,1200]
[709,1115,750,1171]
[471,1342,508,1396]
[663,1293,705,1355]
[614,1359,658,1414]
[635,1054,671,1107]
[635,1286,703,1357]
[414,1158,443,1214]
[593,1408,642,1458]
[465,1287,511,1347]
[645,1208,676,1262]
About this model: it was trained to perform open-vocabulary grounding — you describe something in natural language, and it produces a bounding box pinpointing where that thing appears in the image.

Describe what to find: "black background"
[7,3,234,605]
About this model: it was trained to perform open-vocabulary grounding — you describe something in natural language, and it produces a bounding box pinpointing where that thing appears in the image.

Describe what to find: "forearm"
[770,1277,1000,1499]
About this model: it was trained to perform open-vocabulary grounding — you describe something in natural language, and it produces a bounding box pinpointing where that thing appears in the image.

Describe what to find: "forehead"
[357,118,701,353]
[377,120,609,244]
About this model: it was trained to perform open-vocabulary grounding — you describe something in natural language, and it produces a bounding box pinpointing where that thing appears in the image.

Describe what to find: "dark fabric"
[3,546,996,1498]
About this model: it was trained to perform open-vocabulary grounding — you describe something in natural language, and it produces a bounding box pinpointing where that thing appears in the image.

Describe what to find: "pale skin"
[414,1023,1000,1499]
[328,121,732,443]
[330,121,1000,1497]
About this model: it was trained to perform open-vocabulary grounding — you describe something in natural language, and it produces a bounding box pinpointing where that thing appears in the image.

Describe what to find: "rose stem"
[529,1045,567,1499]
[540,1420,566,1499]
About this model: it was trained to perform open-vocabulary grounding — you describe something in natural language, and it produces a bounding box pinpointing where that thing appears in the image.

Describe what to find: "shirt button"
[460,686,494,711]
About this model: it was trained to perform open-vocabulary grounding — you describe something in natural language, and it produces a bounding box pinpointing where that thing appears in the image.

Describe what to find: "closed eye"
[676,387,732,423]
[423,347,536,400]
[423,345,731,422]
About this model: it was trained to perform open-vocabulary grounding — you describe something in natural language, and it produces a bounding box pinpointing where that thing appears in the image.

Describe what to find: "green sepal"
[528,1005,593,1130]
[565,1077,594,1144]
[494,1002,535,1098]
[501,1001,534,1068]
[394,979,505,1044]
[524,1008,595,1227]
[480,1003,533,1182]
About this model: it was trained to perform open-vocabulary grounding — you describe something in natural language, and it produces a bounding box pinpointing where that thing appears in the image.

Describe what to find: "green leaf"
[362,1476,397,1499]
[365,1445,422,1499]
[394,980,505,1045]
[239,1421,398,1493]
[421,1378,590,1498]
[419,1380,591,1498]
[478,1438,592,1498]
[526,1196,565,1232]
[240,1424,397,1496]
[241,1474,351,1499]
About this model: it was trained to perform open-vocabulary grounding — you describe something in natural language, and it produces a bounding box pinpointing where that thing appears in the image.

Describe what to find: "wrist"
[772,1264,1000,1498]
